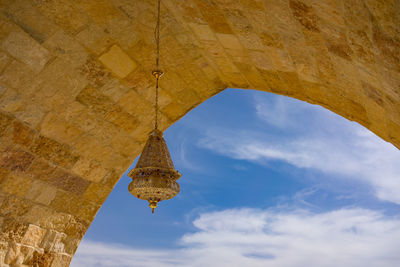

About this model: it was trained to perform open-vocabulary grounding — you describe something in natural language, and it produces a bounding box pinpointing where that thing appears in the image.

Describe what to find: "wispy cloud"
[255,94,313,128]
[176,137,203,173]
[197,94,400,204]
[72,207,400,267]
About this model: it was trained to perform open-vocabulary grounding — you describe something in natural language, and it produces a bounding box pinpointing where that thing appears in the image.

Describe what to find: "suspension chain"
[154,0,161,130]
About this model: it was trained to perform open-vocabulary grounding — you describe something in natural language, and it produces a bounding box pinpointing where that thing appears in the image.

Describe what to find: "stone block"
[286,43,319,83]
[0,87,46,129]
[86,119,119,146]
[40,230,66,253]
[133,81,172,111]
[50,168,89,196]
[75,86,114,115]
[35,0,88,34]
[117,89,152,116]
[104,106,139,134]
[27,158,56,182]
[27,250,54,267]
[326,36,353,61]
[71,134,114,164]
[109,21,140,51]
[4,242,25,265]
[1,173,32,198]
[193,0,233,34]
[0,219,29,243]
[0,60,35,89]
[12,103,46,130]
[289,0,320,32]
[259,31,284,49]
[330,54,362,93]
[362,81,383,106]
[51,253,71,267]
[72,158,107,183]
[30,208,69,233]
[51,144,79,170]
[75,23,113,55]
[30,135,79,169]
[21,224,45,247]
[4,0,58,43]
[161,102,187,121]
[128,120,153,143]
[99,79,131,103]
[176,88,201,108]
[43,31,88,65]
[62,236,80,255]
[64,216,88,240]
[1,31,50,72]
[40,113,83,146]
[122,67,152,91]
[0,196,32,220]
[216,33,243,50]
[58,101,91,129]
[78,57,111,87]
[265,46,296,73]
[83,182,110,205]
[27,56,88,101]
[248,50,274,70]
[10,121,36,148]
[25,180,57,206]
[103,151,131,172]
[73,0,121,25]
[50,190,80,215]
[235,63,269,90]
[29,135,57,160]
[75,199,100,222]
[257,69,288,93]
[100,169,120,188]
[189,23,217,41]
[343,97,369,126]
[0,147,34,172]
[99,45,137,78]
[109,131,140,158]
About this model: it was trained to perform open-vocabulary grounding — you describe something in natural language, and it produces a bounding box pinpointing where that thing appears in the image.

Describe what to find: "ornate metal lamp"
[128,0,181,213]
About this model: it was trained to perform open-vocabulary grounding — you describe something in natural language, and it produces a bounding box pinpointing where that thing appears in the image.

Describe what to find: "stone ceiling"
[0,0,399,266]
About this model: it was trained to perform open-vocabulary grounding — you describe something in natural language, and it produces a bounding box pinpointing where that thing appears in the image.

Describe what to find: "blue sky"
[71,89,400,267]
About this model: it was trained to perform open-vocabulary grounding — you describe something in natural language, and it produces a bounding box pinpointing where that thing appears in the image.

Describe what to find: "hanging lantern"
[128,0,181,213]
[128,129,181,213]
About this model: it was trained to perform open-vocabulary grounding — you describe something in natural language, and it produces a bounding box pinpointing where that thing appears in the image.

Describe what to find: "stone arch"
[0,0,399,265]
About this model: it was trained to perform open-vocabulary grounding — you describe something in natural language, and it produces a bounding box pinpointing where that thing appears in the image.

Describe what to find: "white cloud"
[71,207,400,267]
[254,93,325,130]
[176,137,204,173]
[197,94,400,204]
[71,241,185,267]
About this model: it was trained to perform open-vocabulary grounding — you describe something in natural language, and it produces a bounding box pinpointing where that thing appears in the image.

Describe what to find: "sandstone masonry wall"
[0,0,399,266]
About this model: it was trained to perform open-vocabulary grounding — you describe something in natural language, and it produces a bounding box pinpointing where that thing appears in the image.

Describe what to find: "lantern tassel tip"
[149,201,158,214]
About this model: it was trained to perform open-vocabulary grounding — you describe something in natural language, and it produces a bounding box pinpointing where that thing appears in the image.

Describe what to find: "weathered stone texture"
[1,31,51,72]
[0,0,399,265]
